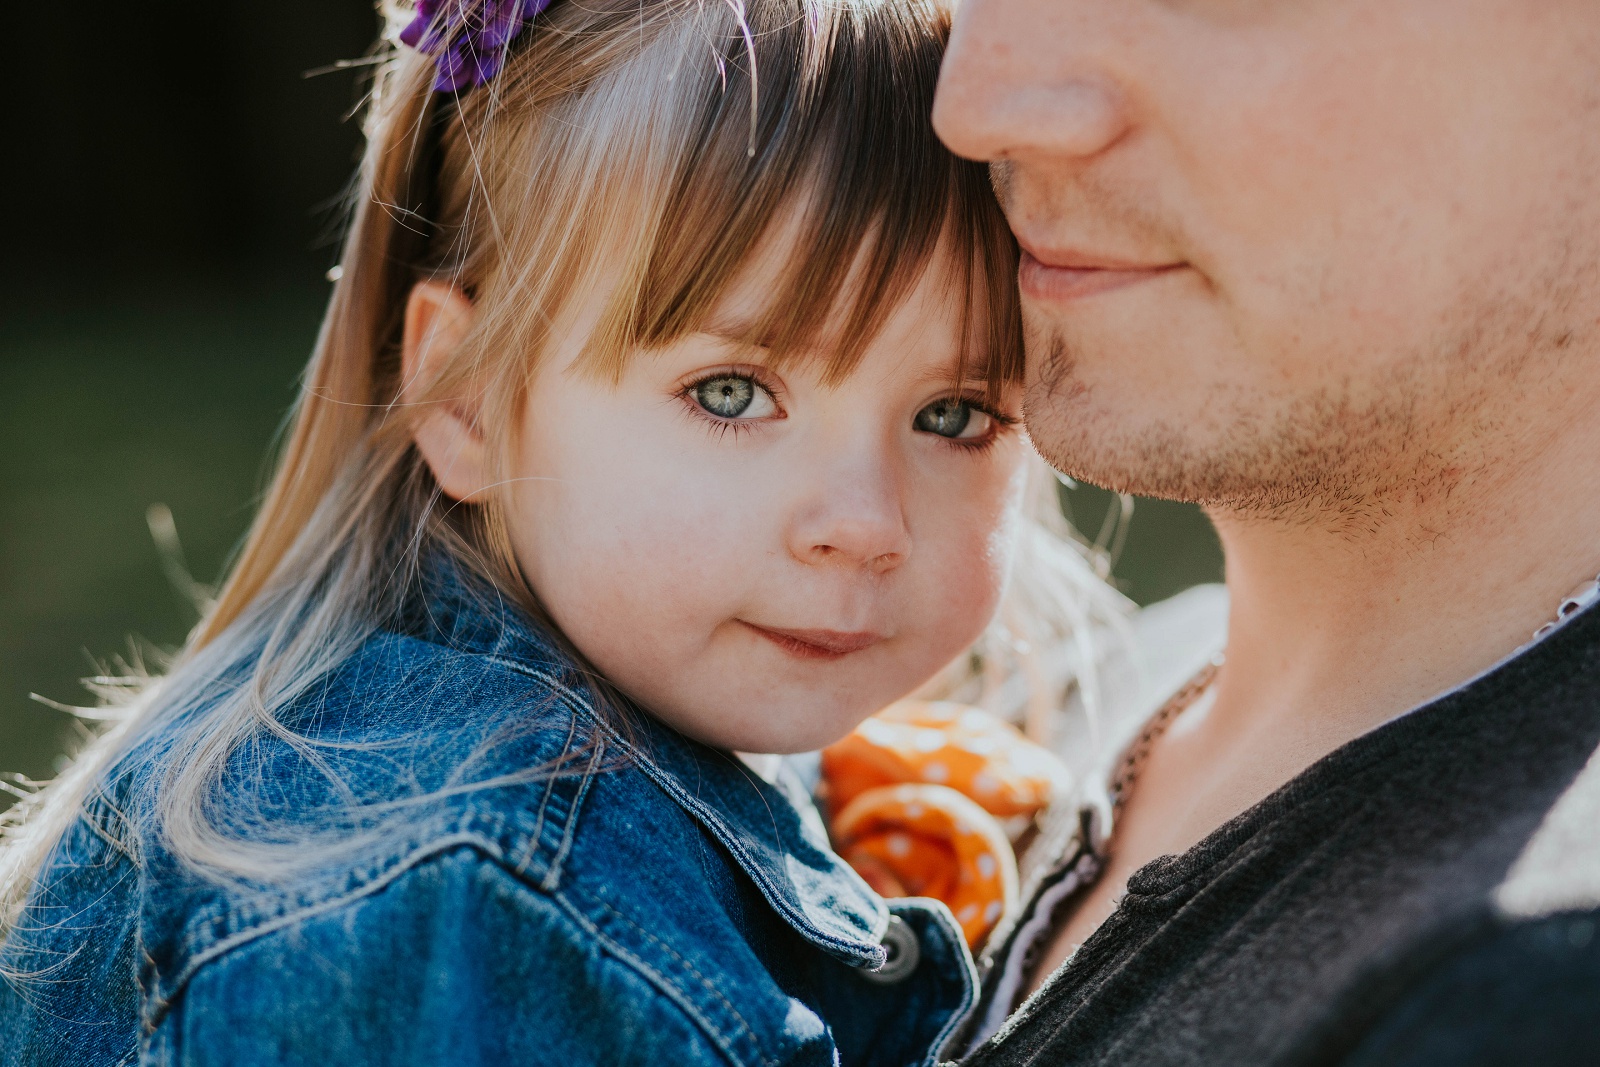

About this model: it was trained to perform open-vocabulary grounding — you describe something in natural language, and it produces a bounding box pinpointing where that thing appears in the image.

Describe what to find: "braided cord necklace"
[1106,657,1223,817]
[1107,570,1600,821]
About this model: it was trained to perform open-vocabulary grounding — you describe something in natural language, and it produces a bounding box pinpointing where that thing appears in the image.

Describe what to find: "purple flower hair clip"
[400,0,555,92]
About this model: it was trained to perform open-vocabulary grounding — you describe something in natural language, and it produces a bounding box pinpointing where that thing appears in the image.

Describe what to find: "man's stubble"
[1021,239,1594,539]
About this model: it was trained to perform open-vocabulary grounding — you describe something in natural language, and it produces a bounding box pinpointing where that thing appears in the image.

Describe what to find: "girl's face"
[410,254,1030,754]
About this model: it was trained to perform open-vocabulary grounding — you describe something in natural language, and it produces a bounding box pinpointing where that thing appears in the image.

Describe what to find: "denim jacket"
[0,565,976,1066]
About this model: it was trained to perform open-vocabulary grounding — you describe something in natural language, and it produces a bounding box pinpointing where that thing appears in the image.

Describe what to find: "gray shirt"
[959,591,1600,1065]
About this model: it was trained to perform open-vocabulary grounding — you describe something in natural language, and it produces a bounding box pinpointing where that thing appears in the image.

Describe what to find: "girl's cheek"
[512,426,773,650]
[935,447,1029,615]
[889,454,1022,659]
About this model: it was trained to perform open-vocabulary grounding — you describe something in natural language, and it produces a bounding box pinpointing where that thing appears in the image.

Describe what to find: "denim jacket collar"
[409,555,893,968]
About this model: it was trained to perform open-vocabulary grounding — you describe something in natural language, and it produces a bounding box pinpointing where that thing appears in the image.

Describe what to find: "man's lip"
[738,622,884,659]
[1017,247,1186,302]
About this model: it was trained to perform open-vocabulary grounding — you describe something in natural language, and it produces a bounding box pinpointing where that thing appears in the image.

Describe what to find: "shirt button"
[861,915,922,985]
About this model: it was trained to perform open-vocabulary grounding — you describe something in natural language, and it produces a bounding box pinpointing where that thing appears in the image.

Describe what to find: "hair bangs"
[588,0,1023,397]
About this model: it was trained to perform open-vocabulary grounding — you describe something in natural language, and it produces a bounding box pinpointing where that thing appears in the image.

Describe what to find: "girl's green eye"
[693,375,776,420]
[915,398,992,440]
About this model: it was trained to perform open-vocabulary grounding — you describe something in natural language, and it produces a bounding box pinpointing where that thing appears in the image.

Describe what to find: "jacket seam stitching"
[598,894,771,1061]
[551,889,773,1067]
[77,797,136,861]
[912,905,982,1067]
[516,712,580,879]
[485,657,885,961]
[143,832,514,1032]
[542,742,602,892]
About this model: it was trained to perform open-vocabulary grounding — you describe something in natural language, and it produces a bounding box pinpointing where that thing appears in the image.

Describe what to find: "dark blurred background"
[0,1,1222,809]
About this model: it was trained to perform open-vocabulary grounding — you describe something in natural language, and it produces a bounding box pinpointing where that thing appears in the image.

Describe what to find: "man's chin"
[1020,327,1321,509]
[1025,406,1205,503]
[1025,389,1396,528]
[1023,374,1283,510]
[1020,351,1190,499]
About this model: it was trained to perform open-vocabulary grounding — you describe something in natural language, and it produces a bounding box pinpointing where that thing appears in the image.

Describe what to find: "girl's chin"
[665,703,877,756]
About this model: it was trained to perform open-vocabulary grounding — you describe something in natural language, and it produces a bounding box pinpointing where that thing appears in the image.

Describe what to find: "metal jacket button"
[861,915,921,984]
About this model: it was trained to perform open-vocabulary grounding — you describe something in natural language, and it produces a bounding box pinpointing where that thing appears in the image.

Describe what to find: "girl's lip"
[1017,248,1187,303]
[738,622,884,659]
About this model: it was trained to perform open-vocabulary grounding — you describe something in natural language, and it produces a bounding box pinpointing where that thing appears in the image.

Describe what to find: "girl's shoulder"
[89,592,975,1065]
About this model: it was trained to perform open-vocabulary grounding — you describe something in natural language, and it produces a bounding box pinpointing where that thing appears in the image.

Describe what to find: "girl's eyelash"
[972,400,1021,427]
[680,367,781,397]
[936,395,1022,454]
[676,367,785,437]
[696,417,757,442]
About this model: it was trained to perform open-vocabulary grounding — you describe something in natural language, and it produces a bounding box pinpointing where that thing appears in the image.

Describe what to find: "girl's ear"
[402,281,489,503]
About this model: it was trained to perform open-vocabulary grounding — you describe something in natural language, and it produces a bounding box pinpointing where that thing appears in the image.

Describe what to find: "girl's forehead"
[707,278,992,377]
[705,233,967,343]
[684,221,1000,383]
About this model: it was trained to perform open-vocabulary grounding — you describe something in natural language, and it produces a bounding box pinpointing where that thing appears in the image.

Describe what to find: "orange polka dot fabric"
[820,700,1073,949]
[831,783,1018,948]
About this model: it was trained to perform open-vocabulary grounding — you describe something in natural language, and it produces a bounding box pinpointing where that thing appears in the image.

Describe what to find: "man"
[932,1,1600,1063]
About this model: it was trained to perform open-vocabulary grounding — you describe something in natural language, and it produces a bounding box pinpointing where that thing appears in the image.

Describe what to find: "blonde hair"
[0,0,1128,926]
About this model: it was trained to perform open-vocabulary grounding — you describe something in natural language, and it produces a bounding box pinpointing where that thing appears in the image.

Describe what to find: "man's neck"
[1206,396,1600,787]
[1025,378,1600,990]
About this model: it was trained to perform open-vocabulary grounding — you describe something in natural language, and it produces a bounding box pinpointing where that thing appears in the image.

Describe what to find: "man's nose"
[933,0,1128,164]
[785,451,912,575]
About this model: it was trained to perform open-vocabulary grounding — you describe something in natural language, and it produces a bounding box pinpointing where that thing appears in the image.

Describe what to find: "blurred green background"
[0,3,1222,810]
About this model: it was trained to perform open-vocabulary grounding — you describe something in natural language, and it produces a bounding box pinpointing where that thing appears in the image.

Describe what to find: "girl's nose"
[786,456,912,575]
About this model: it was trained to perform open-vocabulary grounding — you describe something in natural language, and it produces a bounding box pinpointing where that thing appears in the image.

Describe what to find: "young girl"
[0,0,1124,1063]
